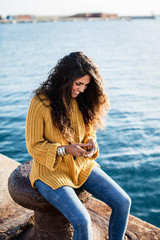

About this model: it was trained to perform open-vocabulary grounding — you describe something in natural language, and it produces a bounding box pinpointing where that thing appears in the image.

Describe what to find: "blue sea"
[0,19,160,228]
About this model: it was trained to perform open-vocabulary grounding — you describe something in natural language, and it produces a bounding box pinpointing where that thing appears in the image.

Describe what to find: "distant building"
[6,15,35,21]
[70,13,118,19]
[14,15,34,20]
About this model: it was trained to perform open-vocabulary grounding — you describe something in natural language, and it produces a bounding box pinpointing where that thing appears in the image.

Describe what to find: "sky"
[0,0,160,17]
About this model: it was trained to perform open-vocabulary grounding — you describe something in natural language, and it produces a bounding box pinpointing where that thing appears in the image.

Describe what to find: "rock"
[0,154,33,239]
[0,154,20,210]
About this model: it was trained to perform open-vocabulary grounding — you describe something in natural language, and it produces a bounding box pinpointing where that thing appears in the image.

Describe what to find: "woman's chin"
[72,92,79,98]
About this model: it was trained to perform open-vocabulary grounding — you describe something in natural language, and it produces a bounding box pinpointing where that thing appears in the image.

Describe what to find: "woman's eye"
[76,83,81,86]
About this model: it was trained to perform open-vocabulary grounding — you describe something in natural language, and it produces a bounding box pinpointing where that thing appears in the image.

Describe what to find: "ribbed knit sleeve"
[25,97,62,171]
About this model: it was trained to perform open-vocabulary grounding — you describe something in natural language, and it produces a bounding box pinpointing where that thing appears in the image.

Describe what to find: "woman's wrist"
[57,145,68,156]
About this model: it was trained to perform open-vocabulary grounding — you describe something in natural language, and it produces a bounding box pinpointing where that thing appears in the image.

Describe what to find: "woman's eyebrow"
[78,82,89,85]
[76,81,83,85]
[76,81,90,85]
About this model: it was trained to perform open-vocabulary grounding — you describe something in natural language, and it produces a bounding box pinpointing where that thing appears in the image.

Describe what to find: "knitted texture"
[25,96,99,190]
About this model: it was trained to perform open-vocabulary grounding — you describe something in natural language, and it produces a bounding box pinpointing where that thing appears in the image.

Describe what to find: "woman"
[26,52,131,240]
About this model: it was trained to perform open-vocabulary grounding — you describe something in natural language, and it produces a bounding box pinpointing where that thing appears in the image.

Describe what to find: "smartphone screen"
[87,147,98,152]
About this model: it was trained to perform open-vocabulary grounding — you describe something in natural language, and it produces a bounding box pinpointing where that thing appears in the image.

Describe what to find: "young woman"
[26,52,131,240]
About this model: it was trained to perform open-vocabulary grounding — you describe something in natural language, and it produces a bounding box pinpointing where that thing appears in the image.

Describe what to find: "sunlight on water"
[0,19,160,227]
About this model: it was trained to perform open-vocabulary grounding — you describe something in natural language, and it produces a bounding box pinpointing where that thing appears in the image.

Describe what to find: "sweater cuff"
[46,143,62,171]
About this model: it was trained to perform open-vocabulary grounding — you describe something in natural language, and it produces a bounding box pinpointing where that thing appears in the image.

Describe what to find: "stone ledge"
[0,154,33,240]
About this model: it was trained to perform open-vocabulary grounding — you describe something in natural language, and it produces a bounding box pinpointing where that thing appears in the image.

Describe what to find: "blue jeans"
[35,167,131,240]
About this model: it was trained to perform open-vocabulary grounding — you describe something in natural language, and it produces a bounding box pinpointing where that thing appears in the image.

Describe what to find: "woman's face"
[71,75,91,98]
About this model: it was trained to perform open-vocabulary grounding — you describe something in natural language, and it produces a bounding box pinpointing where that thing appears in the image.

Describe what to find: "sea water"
[0,19,160,227]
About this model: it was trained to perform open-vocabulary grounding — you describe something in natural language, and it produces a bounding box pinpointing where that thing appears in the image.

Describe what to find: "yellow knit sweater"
[25,96,99,190]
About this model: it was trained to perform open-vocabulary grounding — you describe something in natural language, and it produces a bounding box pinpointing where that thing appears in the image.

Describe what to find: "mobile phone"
[87,147,98,152]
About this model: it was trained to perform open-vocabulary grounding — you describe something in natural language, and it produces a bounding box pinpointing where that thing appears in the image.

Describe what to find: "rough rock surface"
[0,154,33,239]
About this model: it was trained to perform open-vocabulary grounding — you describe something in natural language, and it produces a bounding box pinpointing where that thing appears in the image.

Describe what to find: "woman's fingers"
[65,143,97,157]
[78,143,89,147]
[65,143,88,157]
[83,148,97,158]
[87,139,96,150]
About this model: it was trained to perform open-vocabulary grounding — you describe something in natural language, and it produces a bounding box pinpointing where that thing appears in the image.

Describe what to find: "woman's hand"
[61,140,98,158]
[64,143,89,157]
[87,138,97,150]
[83,138,98,158]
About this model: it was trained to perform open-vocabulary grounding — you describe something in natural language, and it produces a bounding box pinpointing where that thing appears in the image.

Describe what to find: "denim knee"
[118,194,132,212]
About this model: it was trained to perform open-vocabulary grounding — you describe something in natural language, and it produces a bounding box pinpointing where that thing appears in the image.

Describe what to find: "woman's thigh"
[82,167,131,208]
[35,180,91,225]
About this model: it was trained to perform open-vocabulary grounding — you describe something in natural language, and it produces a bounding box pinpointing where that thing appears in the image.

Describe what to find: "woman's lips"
[74,90,80,94]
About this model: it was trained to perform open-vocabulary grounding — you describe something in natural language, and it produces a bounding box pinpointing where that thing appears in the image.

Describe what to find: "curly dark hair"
[34,52,110,142]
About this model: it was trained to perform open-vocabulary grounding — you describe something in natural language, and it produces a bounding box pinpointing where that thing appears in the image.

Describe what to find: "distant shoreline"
[0,15,156,24]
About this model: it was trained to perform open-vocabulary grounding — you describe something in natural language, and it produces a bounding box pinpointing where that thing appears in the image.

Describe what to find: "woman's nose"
[79,85,85,92]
